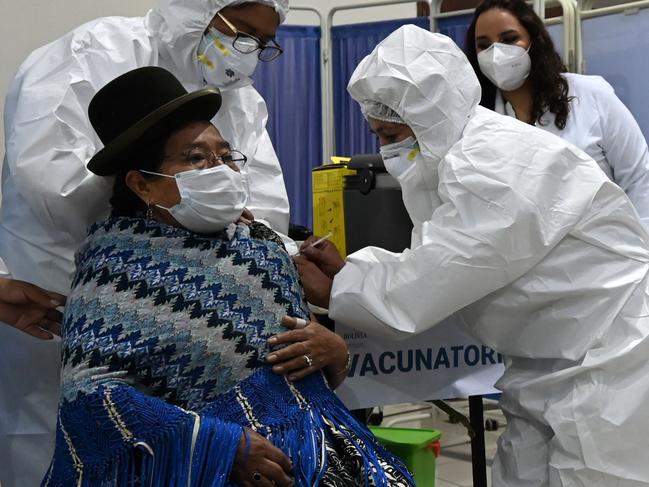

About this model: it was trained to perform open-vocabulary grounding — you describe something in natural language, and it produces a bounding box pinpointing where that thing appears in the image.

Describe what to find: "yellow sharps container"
[311,158,355,258]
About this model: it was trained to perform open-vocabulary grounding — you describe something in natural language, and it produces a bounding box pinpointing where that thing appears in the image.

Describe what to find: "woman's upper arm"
[595,79,649,224]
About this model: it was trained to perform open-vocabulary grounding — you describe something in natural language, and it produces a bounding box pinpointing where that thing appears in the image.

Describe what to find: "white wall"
[0,0,419,173]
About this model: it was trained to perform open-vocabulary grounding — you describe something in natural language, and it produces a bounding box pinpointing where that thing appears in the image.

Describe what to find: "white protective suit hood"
[348,26,481,168]
[148,0,288,90]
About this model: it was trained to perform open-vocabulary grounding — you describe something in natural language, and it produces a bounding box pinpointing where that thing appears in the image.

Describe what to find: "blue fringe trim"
[203,369,415,486]
[46,371,413,486]
[190,416,241,487]
[284,393,414,486]
[43,385,241,487]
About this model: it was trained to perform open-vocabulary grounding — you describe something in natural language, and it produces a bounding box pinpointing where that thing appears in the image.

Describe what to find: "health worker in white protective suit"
[0,1,290,485]
[295,25,649,486]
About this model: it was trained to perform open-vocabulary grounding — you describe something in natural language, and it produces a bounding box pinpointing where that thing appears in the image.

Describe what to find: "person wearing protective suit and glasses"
[0,1,290,485]
[296,25,649,487]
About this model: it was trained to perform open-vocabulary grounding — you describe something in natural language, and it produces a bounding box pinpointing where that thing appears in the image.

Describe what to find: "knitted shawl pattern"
[43,217,412,487]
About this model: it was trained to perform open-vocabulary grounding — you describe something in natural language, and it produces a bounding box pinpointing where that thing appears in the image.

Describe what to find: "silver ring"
[252,471,263,482]
[303,354,313,368]
[294,317,308,329]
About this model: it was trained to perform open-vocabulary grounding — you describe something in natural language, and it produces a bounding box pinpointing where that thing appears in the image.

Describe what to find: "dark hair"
[109,133,170,217]
[464,0,571,129]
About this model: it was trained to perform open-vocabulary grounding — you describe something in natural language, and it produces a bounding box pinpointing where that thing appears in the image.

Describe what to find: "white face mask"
[380,136,419,179]
[197,27,259,91]
[143,165,248,234]
[477,43,531,92]
[380,137,442,223]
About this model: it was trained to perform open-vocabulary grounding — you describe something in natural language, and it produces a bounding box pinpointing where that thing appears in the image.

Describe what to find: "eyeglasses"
[216,12,283,62]
[172,147,248,171]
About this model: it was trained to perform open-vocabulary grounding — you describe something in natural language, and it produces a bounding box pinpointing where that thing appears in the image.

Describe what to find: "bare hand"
[294,256,333,308]
[237,208,255,225]
[298,235,345,279]
[0,278,66,339]
[230,427,294,487]
[267,316,349,388]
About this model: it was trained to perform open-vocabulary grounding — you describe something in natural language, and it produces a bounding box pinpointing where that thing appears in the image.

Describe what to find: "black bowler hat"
[87,66,222,176]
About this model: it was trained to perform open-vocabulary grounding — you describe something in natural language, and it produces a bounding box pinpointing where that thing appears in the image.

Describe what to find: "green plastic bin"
[370,426,442,486]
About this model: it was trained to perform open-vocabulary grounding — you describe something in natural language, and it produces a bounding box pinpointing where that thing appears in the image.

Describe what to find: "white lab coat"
[496,73,649,227]
[0,1,289,484]
[336,26,649,486]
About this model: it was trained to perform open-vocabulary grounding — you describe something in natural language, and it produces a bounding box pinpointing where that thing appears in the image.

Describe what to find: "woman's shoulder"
[563,72,615,98]
[248,221,286,250]
[86,216,174,241]
[83,217,288,260]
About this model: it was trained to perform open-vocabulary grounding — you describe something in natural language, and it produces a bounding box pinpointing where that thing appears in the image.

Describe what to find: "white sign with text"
[335,316,506,409]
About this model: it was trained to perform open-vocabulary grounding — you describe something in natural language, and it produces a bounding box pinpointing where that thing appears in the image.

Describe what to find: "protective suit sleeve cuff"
[329,262,406,340]
[0,258,10,278]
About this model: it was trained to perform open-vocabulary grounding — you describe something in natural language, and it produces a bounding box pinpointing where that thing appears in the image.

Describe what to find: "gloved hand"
[297,235,345,279]
[0,277,66,339]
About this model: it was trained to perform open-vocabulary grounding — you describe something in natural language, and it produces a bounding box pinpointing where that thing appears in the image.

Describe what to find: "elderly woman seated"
[42,67,414,487]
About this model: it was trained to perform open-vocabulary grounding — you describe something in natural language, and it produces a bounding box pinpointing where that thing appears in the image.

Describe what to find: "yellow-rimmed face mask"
[380,136,419,179]
[197,27,259,91]
[381,136,441,223]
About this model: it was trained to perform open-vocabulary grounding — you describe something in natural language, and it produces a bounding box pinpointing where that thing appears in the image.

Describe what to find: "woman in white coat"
[296,25,649,487]
[0,1,290,485]
[464,0,649,228]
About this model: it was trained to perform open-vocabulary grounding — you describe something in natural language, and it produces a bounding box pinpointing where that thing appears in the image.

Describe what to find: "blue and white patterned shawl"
[44,217,412,487]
